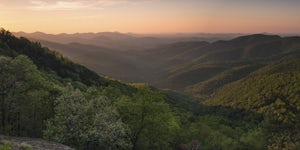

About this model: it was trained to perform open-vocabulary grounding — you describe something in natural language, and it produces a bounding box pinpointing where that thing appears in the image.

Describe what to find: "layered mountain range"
[15,32,300,97]
[1,29,299,149]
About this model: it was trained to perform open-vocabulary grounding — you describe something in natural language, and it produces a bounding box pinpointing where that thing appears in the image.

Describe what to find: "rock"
[0,135,74,150]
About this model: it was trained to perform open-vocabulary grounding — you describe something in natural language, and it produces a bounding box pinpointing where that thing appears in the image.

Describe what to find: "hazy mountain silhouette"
[12,32,300,95]
[13,32,241,51]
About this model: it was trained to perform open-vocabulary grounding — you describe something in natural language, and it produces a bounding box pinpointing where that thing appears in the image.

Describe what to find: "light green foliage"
[176,114,267,150]
[19,142,33,150]
[44,86,131,150]
[117,86,179,149]
[0,140,12,150]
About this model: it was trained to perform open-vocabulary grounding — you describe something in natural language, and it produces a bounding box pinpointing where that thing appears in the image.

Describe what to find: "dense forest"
[1,28,300,150]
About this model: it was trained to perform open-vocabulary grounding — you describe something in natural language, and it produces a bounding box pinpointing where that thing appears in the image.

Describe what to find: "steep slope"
[0,29,136,94]
[204,55,300,148]
[186,64,263,98]
[0,31,104,86]
[205,55,300,115]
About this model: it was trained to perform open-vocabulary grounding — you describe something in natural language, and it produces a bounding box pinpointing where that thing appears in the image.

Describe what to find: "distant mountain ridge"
[12,32,300,96]
[13,31,241,51]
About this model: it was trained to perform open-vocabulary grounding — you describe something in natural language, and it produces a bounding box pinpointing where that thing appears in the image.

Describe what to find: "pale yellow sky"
[1,0,300,34]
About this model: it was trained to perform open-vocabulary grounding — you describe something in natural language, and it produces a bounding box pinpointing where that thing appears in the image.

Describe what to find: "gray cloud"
[0,0,153,10]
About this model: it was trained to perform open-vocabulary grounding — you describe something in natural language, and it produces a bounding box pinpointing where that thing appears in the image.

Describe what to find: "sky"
[0,0,300,34]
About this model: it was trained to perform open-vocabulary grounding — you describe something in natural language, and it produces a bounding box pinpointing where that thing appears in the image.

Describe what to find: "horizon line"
[10,30,300,36]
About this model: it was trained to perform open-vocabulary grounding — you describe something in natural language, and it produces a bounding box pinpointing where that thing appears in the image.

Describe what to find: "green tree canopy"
[117,85,179,150]
[43,86,131,150]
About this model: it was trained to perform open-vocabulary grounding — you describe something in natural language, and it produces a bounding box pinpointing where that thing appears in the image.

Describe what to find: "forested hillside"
[1,28,300,149]
[205,56,300,149]
[1,29,177,149]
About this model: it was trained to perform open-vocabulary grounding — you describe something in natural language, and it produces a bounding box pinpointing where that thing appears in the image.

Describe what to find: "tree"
[43,87,131,150]
[0,55,58,137]
[240,128,266,150]
[117,86,179,150]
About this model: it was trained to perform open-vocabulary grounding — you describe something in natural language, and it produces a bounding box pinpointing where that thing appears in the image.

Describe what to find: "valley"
[0,29,299,149]
[16,32,300,97]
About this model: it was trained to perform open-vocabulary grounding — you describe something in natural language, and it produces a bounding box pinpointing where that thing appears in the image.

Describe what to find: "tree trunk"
[17,111,20,136]
[1,94,6,130]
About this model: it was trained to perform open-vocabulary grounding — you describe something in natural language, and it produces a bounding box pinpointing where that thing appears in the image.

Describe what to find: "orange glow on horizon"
[1,0,299,34]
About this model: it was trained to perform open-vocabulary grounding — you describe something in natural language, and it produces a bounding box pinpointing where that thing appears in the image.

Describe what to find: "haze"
[1,0,300,34]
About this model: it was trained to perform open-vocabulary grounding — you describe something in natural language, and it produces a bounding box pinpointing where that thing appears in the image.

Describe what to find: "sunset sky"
[1,0,300,34]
